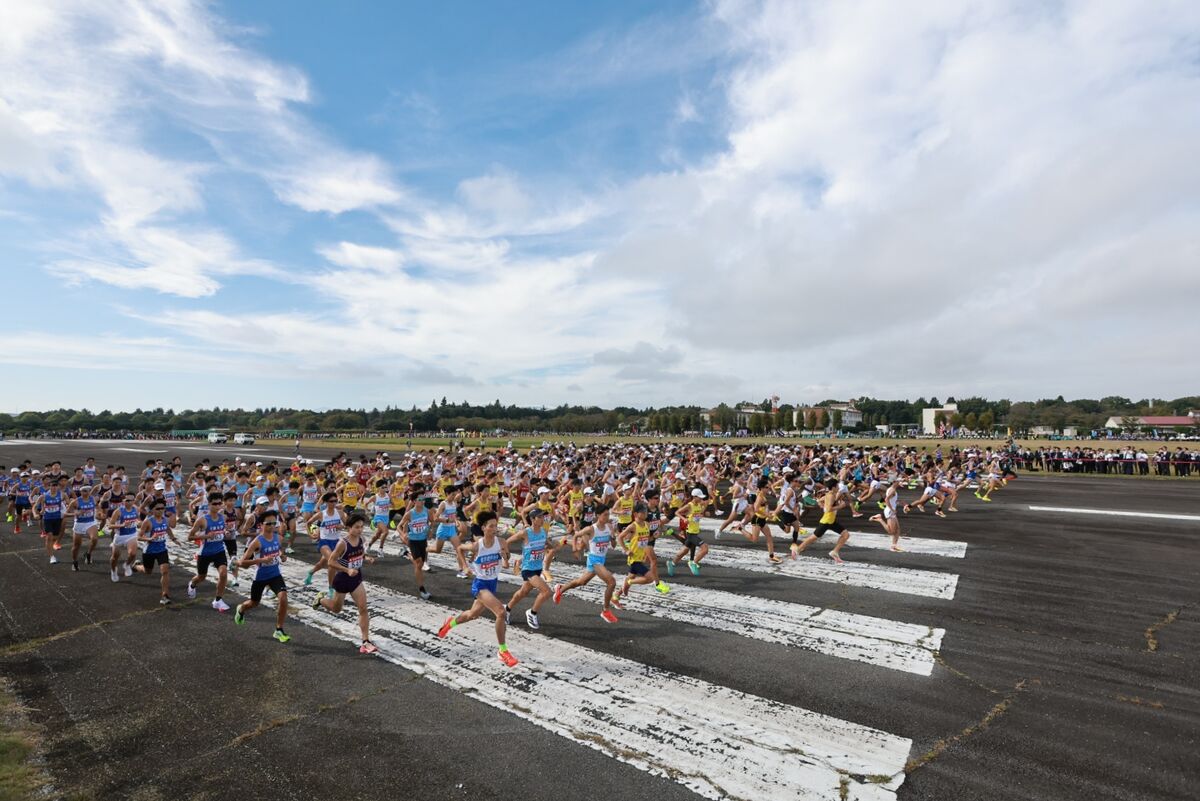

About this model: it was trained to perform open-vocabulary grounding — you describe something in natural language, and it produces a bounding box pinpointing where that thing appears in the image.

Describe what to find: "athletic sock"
[498,643,509,652]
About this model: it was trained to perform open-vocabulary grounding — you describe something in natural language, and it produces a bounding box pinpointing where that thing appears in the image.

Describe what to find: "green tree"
[979,410,995,432]
[814,408,828,430]
[831,409,844,430]
[964,412,978,430]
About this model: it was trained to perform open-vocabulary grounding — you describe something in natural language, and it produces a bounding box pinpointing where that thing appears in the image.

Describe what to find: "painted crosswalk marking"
[410,547,943,675]
[169,540,912,800]
[682,541,959,599]
[696,518,968,558]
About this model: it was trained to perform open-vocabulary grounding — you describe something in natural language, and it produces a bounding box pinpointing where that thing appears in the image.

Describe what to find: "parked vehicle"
[233,433,255,445]
[208,432,228,444]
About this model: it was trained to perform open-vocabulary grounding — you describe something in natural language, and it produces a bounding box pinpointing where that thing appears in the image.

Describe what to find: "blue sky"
[1,1,1198,413]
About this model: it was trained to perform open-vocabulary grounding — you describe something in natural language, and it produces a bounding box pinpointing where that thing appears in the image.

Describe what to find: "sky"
[1,0,1197,413]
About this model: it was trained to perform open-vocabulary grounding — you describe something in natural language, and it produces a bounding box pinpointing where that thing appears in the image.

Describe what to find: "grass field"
[0,683,40,801]
[292,434,1177,452]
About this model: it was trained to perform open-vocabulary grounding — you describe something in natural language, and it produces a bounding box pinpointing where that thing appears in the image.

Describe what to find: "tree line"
[0,395,1196,436]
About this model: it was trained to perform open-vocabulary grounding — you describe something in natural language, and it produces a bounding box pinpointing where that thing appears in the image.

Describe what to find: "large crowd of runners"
[2,442,1018,667]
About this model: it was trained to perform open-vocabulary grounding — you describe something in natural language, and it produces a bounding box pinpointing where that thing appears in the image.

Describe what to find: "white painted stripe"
[1028,505,1200,522]
[696,518,968,558]
[169,541,912,800]
[109,447,168,453]
[408,545,942,675]
[685,540,958,600]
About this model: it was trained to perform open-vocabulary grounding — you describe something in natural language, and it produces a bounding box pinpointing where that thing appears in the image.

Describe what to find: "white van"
[233,433,255,445]
[208,432,228,444]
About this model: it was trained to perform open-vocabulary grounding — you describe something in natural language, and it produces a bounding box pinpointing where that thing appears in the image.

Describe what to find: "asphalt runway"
[0,440,1197,800]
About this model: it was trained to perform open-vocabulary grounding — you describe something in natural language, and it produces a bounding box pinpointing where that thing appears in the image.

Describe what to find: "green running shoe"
[273,629,291,643]
[234,607,245,625]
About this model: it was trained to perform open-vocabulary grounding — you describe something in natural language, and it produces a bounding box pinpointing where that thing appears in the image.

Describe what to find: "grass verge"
[0,682,42,801]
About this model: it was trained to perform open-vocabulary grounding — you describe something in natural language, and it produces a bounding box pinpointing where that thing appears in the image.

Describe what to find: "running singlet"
[254,533,282,581]
[521,527,547,572]
[588,523,613,558]
[626,522,649,564]
[117,506,139,536]
[318,509,342,541]
[408,507,429,541]
[283,493,299,516]
[436,503,456,536]
[42,491,63,520]
[615,497,634,524]
[163,487,177,511]
[472,537,502,580]
[301,484,319,506]
[200,513,226,556]
[372,495,390,518]
[146,517,169,554]
[338,536,365,571]
[76,496,96,524]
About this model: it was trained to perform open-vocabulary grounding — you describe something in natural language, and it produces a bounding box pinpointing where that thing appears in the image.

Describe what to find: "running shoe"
[159,596,171,605]
[687,560,700,576]
[419,588,431,600]
[553,584,564,604]
[303,570,314,586]
[768,554,782,564]
[124,563,133,577]
[973,491,982,499]
[230,574,240,587]
[273,629,291,643]
[599,609,618,624]
[525,609,539,630]
[654,581,670,594]
[212,598,230,612]
[359,640,379,654]
[49,555,58,565]
[980,496,992,503]
[187,583,197,599]
[790,543,800,559]
[312,591,326,610]
[4,514,10,522]
[498,649,518,667]
[284,547,295,555]
[455,570,469,579]
[110,569,119,582]
[436,616,455,638]
[84,553,92,565]
[665,560,675,577]
[829,552,845,565]
[610,595,624,610]
[72,560,79,572]
[422,562,431,572]
[877,501,885,509]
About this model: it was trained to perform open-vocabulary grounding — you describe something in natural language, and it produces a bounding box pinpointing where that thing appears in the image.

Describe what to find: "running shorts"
[684,534,703,548]
[471,577,498,597]
[196,551,228,574]
[778,511,797,526]
[435,524,457,541]
[318,538,339,553]
[372,514,388,526]
[812,522,846,538]
[331,571,362,595]
[520,568,543,581]
[586,554,606,571]
[141,550,169,570]
[72,521,96,536]
[250,575,287,602]
[43,518,63,537]
[224,539,238,557]
[408,539,428,561]
[112,534,138,551]
[628,561,649,576]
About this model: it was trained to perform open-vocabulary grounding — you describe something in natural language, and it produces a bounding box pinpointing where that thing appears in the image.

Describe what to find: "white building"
[921,403,958,434]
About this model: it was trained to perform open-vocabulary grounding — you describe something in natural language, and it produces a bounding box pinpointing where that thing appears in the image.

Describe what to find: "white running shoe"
[526,609,540,630]
[49,556,58,565]
[110,569,120,582]
[455,570,469,579]
[422,562,431,572]
[212,598,230,612]
[124,563,133,577]
[187,583,197,599]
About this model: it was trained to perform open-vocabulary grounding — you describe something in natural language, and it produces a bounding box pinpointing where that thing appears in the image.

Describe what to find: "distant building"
[794,402,862,431]
[921,403,958,434]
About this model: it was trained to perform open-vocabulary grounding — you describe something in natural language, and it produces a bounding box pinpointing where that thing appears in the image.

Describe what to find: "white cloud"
[318,241,406,271]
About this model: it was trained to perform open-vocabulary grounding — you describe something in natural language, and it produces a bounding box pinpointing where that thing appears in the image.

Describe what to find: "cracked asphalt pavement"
[0,440,1197,800]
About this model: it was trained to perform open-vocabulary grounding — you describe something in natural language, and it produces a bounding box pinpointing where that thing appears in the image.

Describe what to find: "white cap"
[255,496,269,506]
[537,487,551,495]
[381,452,389,457]
[691,488,705,498]
[583,487,595,494]
[675,472,684,479]
[345,468,355,476]
[8,468,16,473]
[704,457,715,464]
[620,483,630,491]
[630,477,638,483]
[31,469,40,475]
[154,481,165,490]
[783,467,795,473]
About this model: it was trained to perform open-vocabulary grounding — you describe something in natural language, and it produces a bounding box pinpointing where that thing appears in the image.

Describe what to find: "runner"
[234,509,292,643]
[35,476,67,564]
[133,498,181,604]
[868,477,905,552]
[667,489,710,577]
[106,494,141,582]
[794,478,852,564]
[186,492,232,611]
[431,483,469,578]
[394,492,432,599]
[303,492,344,594]
[65,483,99,571]
[552,506,621,623]
[436,510,518,666]
[503,507,556,629]
[618,503,668,598]
[312,511,379,654]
